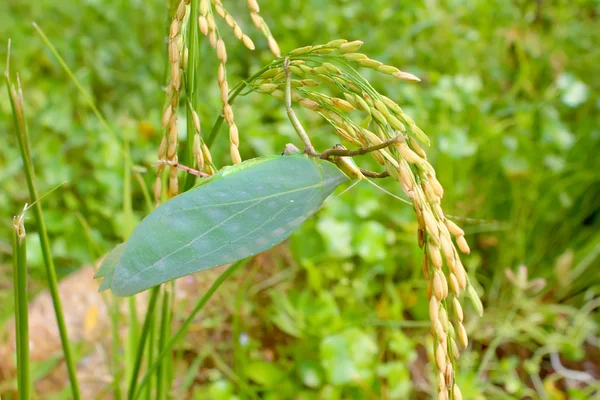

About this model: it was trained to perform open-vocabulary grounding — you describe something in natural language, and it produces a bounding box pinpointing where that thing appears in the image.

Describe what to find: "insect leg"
[283,57,319,157]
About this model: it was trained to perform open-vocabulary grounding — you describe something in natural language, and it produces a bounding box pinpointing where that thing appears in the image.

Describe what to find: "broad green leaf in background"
[557,73,589,108]
[354,221,387,263]
[244,360,286,387]
[297,359,324,389]
[194,380,240,400]
[377,362,412,399]
[316,217,353,259]
[320,328,378,386]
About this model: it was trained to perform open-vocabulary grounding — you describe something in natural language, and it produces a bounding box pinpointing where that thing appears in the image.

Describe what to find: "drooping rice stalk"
[153,3,479,394]
[156,0,281,198]
[215,40,483,399]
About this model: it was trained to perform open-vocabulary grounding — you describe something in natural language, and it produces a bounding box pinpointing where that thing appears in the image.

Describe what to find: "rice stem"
[127,286,161,400]
[155,284,172,400]
[5,40,82,400]
[12,210,31,400]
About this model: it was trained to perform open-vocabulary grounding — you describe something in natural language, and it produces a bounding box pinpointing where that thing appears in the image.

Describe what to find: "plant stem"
[156,285,172,400]
[123,140,139,392]
[134,171,154,213]
[127,286,161,400]
[145,298,157,400]
[133,259,248,399]
[12,212,30,400]
[5,43,82,400]
[110,296,123,400]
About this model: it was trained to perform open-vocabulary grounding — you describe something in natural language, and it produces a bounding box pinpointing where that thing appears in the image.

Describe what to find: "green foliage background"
[1,0,599,398]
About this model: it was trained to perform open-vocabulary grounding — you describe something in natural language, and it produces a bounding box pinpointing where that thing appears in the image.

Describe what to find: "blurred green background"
[1,0,599,399]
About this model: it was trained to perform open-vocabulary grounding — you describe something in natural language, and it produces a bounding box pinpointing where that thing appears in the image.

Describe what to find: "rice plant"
[5,1,597,399]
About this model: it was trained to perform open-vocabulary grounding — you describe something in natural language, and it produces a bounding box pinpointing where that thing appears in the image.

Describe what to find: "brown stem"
[319,134,405,160]
[360,169,389,179]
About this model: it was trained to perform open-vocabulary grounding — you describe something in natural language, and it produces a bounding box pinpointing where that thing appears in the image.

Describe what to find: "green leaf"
[376,362,412,399]
[95,243,125,291]
[320,328,378,385]
[97,155,349,296]
[354,221,387,263]
[557,73,589,107]
[196,380,239,400]
[316,217,353,259]
[297,360,324,389]
[244,360,286,387]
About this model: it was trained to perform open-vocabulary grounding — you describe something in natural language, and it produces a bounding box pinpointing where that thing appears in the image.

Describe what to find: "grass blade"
[122,140,140,396]
[12,209,31,400]
[126,286,160,400]
[5,40,82,400]
[133,259,248,399]
[155,284,172,400]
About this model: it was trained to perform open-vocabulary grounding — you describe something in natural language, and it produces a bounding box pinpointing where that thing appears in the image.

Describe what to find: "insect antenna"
[364,178,412,205]
[332,177,411,206]
[335,180,360,198]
